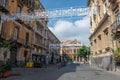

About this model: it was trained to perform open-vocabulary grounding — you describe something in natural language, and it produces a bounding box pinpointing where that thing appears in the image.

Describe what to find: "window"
[27,0,32,8]
[13,26,19,40]
[25,32,29,45]
[93,14,96,22]
[17,5,22,13]
[94,39,97,52]
[3,0,7,6]
[98,35,102,50]
[90,20,92,27]
[91,42,93,46]
[103,0,108,14]
[115,9,120,25]
[1,21,5,36]
[0,21,2,35]
[98,6,100,14]
[35,5,39,10]
[74,49,76,53]
[104,29,109,47]
[94,39,96,43]
[34,48,37,52]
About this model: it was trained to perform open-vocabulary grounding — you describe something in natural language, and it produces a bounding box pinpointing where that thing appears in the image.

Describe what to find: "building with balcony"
[47,28,61,63]
[0,0,61,67]
[110,0,120,50]
[0,0,35,65]
[88,0,115,69]
[32,0,48,66]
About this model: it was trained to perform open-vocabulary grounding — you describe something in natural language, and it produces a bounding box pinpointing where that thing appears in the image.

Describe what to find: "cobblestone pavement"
[1,63,120,80]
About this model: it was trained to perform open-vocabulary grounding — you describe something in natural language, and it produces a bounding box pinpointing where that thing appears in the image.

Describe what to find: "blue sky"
[41,0,88,9]
[40,0,90,46]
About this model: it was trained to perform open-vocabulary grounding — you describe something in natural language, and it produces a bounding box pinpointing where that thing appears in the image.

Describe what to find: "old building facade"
[31,0,48,66]
[0,0,60,67]
[88,0,120,70]
[47,28,61,63]
[61,39,82,61]
[110,0,120,51]
[0,0,35,65]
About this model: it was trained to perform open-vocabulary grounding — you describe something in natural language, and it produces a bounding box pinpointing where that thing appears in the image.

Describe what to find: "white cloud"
[49,15,90,46]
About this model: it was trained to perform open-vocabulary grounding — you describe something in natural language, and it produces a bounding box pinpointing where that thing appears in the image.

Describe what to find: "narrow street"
[1,63,120,80]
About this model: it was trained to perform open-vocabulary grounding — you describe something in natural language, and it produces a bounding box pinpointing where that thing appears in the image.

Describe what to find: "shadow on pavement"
[1,63,81,80]
[39,63,81,80]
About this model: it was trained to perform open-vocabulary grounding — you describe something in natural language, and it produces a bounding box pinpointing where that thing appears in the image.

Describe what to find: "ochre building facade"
[88,0,120,70]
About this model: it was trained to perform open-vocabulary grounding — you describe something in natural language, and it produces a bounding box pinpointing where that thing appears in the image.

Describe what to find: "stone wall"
[90,53,115,71]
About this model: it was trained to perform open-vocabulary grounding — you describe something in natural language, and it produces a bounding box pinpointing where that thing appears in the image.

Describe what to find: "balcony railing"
[0,0,9,12]
[109,0,120,3]
[15,19,32,30]
[34,41,45,48]
[109,0,116,3]
[18,0,35,9]
[111,20,120,34]
[26,21,32,29]
[39,20,46,28]
[15,18,24,24]
[24,0,35,10]
[17,0,26,5]
[35,28,43,36]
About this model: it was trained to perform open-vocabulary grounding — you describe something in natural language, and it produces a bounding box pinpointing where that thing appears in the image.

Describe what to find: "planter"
[114,56,120,61]
[114,53,120,61]
[0,73,3,78]
[3,71,10,78]
[0,63,13,78]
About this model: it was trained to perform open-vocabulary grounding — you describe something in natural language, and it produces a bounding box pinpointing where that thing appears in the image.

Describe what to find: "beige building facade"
[88,0,120,69]
[47,28,61,63]
[110,0,120,50]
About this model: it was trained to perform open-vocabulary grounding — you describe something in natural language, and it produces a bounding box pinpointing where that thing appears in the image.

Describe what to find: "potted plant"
[113,47,120,61]
[2,64,12,78]
[114,53,120,61]
[0,67,3,78]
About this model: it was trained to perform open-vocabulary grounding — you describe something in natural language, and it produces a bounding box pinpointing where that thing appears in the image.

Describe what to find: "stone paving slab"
[1,63,120,80]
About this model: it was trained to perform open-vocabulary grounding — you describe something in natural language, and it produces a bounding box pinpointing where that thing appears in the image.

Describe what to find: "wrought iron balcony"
[109,0,116,3]
[15,19,32,30]
[109,0,120,3]
[35,28,43,37]
[17,0,26,5]
[34,40,44,48]
[26,21,32,29]
[23,0,35,10]
[109,0,120,11]
[0,0,9,12]
[111,20,120,34]
[18,0,35,10]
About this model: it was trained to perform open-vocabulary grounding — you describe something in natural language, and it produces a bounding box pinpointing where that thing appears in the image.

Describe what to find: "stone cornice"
[89,13,109,39]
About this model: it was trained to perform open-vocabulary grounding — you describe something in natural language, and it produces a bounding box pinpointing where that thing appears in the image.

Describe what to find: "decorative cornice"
[89,13,109,39]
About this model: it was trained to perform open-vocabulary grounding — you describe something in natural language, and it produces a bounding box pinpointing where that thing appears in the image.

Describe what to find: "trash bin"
[26,62,33,68]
